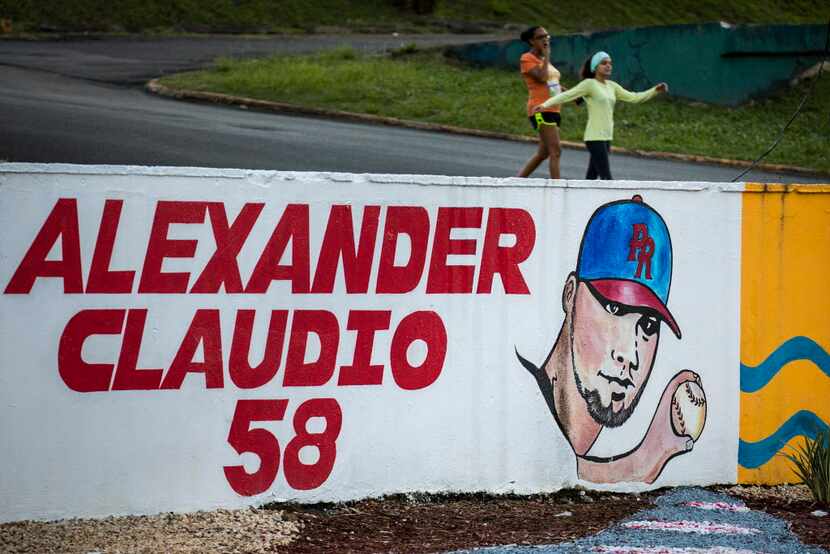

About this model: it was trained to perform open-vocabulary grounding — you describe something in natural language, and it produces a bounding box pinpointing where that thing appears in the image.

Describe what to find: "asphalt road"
[0,36,824,182]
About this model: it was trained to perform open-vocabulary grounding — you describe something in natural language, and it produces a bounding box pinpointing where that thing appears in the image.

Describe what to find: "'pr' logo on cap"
[628,223,654,279]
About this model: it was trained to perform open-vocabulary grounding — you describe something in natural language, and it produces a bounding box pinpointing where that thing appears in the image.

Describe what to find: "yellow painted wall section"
[739,184,830,483]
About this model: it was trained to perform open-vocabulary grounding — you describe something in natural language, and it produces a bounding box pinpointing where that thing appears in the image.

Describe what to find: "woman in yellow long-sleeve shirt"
[534,51,668,180]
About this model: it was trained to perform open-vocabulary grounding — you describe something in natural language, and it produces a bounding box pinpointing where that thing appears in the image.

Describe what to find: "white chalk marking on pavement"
[594,546,760,554]
[622,520,761,535]
[683,501,750,512]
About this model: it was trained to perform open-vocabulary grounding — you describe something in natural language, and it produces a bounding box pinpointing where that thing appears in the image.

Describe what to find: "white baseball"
[670,380,707,441]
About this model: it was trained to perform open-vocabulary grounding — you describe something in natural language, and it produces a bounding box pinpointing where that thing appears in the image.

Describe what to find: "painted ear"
[562,273,577,314]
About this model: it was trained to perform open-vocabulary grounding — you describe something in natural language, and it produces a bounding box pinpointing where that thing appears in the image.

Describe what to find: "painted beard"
[573,368,646,428]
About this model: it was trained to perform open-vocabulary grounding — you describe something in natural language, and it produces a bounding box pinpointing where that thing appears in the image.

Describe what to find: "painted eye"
[604,302,621,315]
[639,315,659,336]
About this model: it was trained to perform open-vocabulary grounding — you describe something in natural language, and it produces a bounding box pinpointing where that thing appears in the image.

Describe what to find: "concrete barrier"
[0,164,825,522]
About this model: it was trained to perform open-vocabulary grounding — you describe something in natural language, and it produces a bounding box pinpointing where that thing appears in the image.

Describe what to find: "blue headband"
[590,51,610,72]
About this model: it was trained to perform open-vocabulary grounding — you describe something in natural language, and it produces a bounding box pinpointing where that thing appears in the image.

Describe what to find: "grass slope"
[435,0,824,33]
[0,1,825,33]
[159,48,830,173]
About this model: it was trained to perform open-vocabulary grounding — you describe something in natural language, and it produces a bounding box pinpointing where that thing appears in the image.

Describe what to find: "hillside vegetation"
[0,0,825,34]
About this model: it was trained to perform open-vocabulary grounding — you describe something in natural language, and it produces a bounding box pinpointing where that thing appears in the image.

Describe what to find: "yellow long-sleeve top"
[539,79,658,141]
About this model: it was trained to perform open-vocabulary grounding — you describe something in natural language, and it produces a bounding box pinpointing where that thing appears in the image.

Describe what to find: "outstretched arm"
[576,370,700,484]
[611,81,667,104]
[534,79,591,112]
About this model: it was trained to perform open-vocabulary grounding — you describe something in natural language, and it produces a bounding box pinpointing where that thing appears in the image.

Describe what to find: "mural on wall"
[518,195,707,484]
[0,167,744,523]
[739,184,830,483]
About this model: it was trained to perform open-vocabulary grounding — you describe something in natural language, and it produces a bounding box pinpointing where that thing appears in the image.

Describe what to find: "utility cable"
[731,18,830,182]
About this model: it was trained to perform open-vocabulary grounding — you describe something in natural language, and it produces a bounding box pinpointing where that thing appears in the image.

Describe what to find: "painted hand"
[639,369,701,483]
[656,82,669,93]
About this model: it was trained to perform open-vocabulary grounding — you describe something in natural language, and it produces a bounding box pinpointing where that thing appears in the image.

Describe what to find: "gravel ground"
[0,507,300,554]
[0,490,651,554]
[718,484,830,551]
[1,485,825,553]
[718,484,815,503]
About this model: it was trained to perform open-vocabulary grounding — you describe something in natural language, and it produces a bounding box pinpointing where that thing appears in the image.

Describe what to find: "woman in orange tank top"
[517,26,564,179]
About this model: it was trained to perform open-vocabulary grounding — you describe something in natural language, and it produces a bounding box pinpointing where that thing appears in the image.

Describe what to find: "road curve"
[0,36,823,183]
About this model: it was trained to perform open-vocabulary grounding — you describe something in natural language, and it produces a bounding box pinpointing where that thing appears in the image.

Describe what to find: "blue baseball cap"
[576,195,681,338]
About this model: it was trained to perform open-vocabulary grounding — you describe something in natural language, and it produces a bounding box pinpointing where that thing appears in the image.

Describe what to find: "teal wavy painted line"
[738,410,829,469]
[740,336,830,393]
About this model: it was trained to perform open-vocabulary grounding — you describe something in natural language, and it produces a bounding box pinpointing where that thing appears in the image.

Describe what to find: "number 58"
[223,398,342,495]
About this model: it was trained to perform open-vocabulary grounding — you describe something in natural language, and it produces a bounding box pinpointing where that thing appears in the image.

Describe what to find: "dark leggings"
[585,140,612,180]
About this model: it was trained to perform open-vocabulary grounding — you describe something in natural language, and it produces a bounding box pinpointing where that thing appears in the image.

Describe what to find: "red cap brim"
[589,279,681,339]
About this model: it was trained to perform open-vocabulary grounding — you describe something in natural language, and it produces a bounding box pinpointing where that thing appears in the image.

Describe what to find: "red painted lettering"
[310,205,380,294]
[138,201,207,293]
[390,310,447,390]
[628,223,654,279]
[477,208,535,294]
[283,310,339,387]
[5,198,83,294]
[283,398,342,490]
[245,204,310,293]
[224,398,342,494]
[229,310,288,389]
[224,399,288,496]
[112,309,163,390]
[338,310,391,386]
[426,207,483,293]
[375,206,429,294]
[58,309,125,392]
[161,309,224,389]
[87,200,135,294]
[190,203,264,293]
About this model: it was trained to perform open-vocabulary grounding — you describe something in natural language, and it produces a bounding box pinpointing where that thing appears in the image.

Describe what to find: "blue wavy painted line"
[740,336,830,393]
[738,410,829,469]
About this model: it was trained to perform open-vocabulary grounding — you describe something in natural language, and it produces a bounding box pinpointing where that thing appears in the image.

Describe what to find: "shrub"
[784,429,830,507]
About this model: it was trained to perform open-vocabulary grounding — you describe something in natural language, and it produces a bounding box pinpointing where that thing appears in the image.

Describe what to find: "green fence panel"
[446,23,827,105]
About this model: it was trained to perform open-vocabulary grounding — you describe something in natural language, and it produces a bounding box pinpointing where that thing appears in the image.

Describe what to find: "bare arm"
[611,81,668,104]
[576,370,700,484]
[534,79,590,111]
[525,47,551,82]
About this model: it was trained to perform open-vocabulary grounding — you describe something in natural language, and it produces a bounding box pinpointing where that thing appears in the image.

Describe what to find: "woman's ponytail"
[580,57,595,79]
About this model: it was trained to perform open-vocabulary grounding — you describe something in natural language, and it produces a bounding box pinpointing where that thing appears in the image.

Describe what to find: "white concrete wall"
[0,165,741,522]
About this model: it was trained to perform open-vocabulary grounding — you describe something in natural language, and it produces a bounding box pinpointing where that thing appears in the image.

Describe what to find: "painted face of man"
[570,281,660,427]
